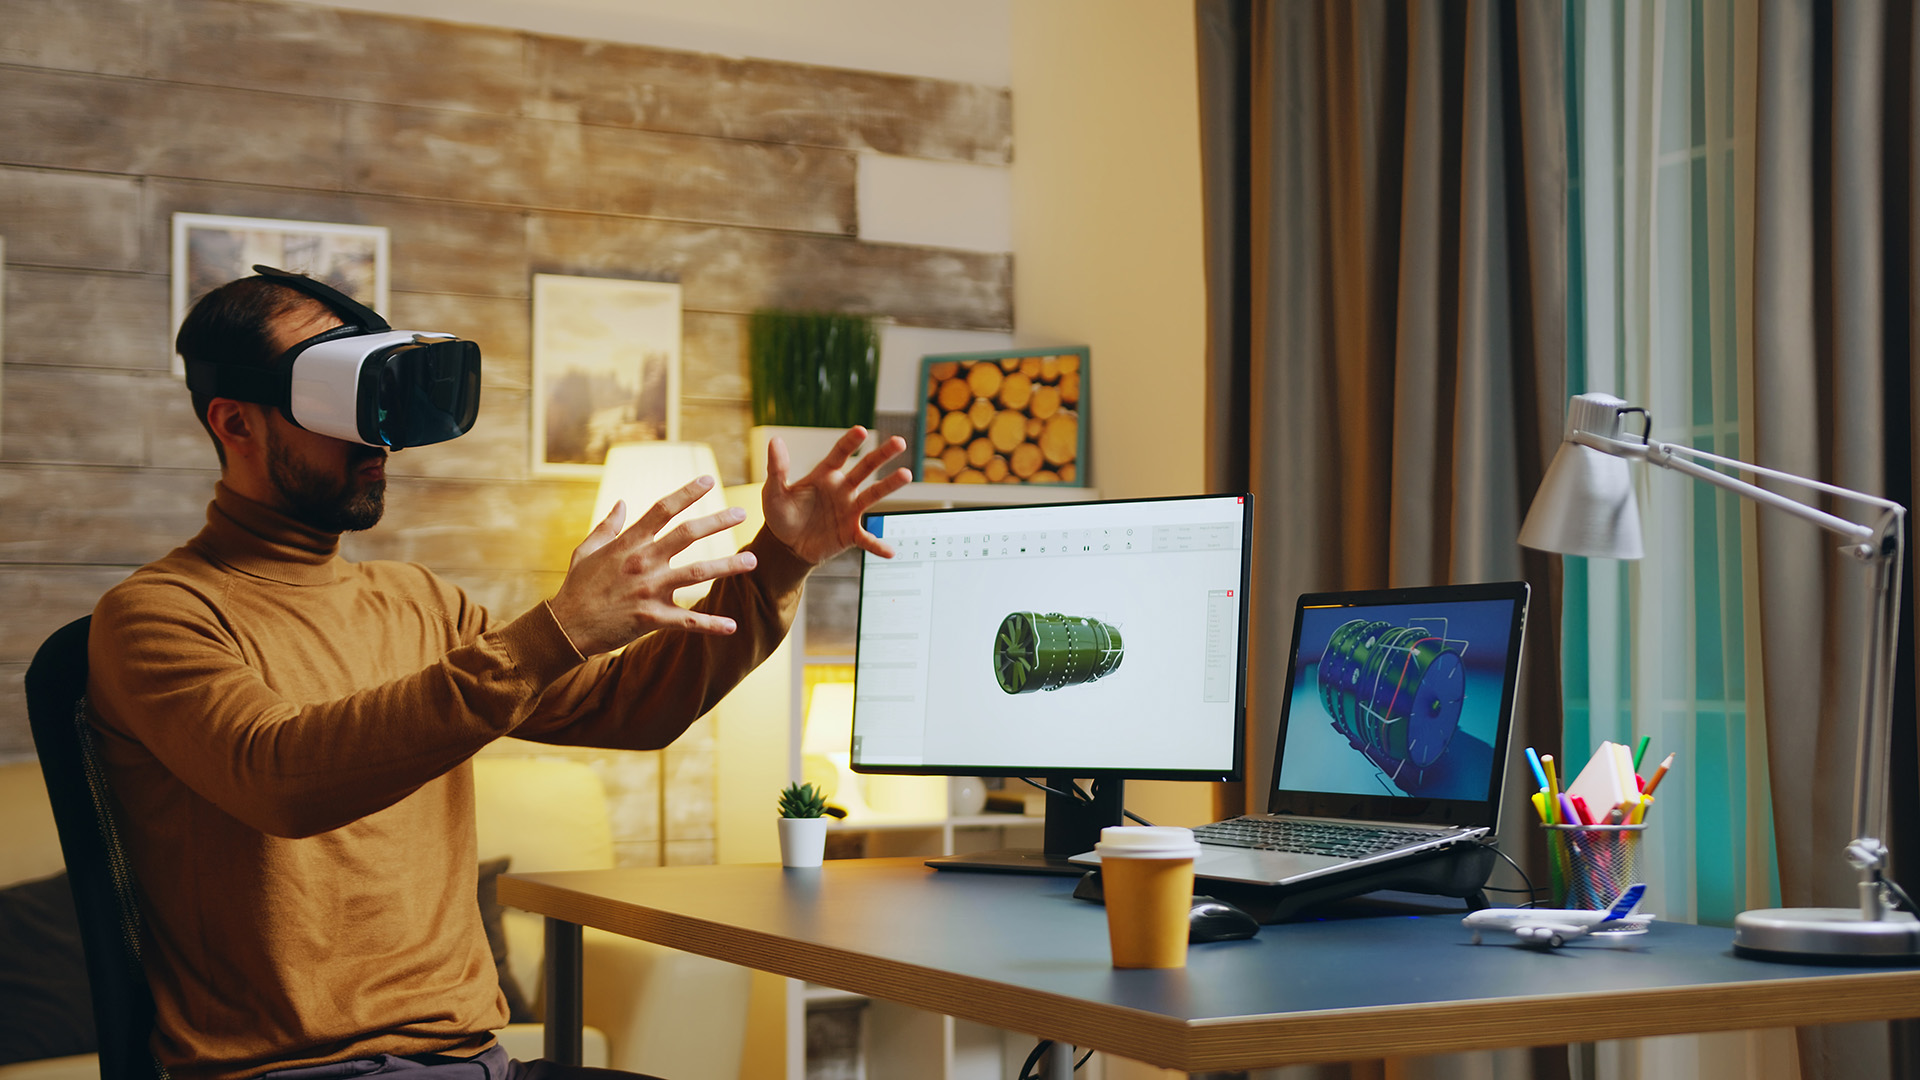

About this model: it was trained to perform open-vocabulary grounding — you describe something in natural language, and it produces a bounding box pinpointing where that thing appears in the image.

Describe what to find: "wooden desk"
[499,857,1920,1073]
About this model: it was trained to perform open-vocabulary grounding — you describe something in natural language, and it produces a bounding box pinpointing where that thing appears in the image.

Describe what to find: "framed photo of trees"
[530,274,682,477]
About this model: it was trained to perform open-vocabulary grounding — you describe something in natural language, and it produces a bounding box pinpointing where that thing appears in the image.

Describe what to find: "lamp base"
[1733,907,1920,964]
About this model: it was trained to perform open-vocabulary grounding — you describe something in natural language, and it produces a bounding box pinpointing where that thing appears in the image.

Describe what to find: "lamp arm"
[1569,430,1882,547]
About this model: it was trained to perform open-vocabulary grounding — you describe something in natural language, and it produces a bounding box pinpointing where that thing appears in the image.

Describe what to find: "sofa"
[0,756,750,1080]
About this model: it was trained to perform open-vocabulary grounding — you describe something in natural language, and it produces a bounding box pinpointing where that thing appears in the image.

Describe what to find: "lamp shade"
[593,441,737,604]
[1518,441,1644,559]
[801,682,855,757]
[723,482,765,543]
[1518,394,1646,559]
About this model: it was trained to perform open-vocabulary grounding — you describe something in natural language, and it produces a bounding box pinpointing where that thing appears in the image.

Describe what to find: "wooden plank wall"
[0,0,1011,865]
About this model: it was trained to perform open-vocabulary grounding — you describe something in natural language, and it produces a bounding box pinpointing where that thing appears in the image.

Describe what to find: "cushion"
[0,763,65,888]
[477,857,535,1023]
[0,872,96,1066]
[0,862,533,1066]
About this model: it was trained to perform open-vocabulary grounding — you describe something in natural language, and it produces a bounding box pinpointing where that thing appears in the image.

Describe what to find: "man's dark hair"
[177,276,331,466]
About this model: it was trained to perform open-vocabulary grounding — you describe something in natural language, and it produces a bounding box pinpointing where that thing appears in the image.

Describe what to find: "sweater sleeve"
[508,526,812,748]
[86,527,812,838]
[86,572,585,839]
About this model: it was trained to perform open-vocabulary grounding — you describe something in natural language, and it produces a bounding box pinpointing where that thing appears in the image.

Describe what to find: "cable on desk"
[1477,840,1544,907]
[1021,777,1087,802]
[1020,777,1154,826]
[1018,1040,1094,1078]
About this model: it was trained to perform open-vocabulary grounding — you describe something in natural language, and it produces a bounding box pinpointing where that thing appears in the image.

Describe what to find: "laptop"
[1072,580,1529,887]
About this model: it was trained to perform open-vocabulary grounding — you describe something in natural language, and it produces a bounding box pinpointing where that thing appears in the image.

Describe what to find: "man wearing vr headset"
[84,268,910,1080]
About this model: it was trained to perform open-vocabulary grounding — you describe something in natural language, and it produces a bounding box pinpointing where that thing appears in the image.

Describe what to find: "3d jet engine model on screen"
[992,611,1125,695]
[1316,615,1470,794]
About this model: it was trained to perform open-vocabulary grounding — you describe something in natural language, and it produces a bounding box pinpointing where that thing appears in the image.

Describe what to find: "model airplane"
[1463,883,1654,948]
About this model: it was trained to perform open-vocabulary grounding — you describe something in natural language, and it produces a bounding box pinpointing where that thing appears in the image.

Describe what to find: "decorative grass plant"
[749,309,879,429]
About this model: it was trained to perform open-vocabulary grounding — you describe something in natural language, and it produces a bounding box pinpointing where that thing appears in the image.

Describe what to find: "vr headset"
[184,265,482,450]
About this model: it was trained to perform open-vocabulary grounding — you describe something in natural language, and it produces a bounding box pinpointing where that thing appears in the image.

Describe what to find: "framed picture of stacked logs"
[914,347,1088,486]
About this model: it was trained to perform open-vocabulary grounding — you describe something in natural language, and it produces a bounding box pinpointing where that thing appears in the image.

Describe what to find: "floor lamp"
[1519,392,1917,962]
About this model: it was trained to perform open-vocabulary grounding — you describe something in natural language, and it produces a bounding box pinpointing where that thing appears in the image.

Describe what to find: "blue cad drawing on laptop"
[1281,593,1518,801]
[1072,579,1529,888]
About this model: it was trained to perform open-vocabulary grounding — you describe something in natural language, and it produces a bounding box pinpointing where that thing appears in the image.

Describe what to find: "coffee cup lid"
[1094,825,1200,859]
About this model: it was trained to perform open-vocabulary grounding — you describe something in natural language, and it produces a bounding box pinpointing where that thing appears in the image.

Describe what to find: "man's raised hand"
[545,476,756,656]
[763,426,912,565]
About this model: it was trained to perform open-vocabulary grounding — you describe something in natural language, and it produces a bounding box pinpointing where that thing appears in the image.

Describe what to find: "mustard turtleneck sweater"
[86,482,810,1080]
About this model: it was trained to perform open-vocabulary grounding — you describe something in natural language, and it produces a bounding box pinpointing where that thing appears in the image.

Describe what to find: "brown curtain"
[1197,3,1566,1070]
[1751,1,1919,1077]
[1197,0,1565,868]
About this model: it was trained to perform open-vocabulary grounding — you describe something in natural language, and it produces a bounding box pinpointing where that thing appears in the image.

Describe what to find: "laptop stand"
[1070,841,1498,924]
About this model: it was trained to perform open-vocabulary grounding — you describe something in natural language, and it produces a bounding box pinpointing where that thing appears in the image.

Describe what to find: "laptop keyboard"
[1192,818,1445,858]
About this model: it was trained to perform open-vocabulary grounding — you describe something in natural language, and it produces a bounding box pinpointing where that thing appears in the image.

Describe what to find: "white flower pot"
[777,816,829,868]
[750,425,878,483]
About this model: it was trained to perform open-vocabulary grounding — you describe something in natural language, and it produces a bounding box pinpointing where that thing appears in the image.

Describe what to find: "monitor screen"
[850,493,1251,781]
[1267,584,1528,818]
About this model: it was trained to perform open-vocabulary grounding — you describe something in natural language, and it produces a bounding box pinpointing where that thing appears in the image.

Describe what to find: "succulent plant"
[777,781,828,819]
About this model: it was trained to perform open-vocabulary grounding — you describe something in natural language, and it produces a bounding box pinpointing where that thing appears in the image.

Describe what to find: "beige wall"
[1012,0,1209,503]
[1012,0,1214,830]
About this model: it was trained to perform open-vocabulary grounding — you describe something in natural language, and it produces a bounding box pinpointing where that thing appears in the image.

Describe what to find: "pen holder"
[1543,823,1644,910]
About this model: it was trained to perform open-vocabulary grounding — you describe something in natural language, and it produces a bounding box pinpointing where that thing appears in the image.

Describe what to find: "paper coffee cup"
[1094,826,1200,969]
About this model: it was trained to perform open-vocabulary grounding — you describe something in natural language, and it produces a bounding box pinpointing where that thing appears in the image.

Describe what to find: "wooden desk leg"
[544,917,584,1066]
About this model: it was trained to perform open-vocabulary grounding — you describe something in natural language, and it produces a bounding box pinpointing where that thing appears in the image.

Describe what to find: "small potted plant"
[776,781,830,868]
[748,309,879,481]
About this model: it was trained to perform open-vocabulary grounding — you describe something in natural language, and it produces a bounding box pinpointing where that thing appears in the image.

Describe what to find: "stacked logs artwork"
[919,350,1085,484]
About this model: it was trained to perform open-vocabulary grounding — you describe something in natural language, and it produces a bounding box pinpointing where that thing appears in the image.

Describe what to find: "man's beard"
[265,429,387,534]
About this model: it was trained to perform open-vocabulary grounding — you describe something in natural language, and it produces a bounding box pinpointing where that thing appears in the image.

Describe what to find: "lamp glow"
[1522,393,1914,962]
[800,682,871,818]
[593,441,737,605]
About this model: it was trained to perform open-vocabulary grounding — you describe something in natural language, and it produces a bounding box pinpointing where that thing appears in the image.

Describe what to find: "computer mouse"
[1189,896,1260,943]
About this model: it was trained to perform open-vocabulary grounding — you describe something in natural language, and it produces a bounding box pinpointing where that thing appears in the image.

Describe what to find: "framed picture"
[530,274,682,477]
[915,347,1088,486]
[170,213,389,376]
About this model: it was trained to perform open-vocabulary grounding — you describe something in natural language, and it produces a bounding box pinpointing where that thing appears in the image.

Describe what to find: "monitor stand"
[925,776,1123,876]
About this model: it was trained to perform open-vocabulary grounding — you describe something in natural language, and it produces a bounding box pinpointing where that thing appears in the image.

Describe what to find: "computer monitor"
[850,492,1253,873]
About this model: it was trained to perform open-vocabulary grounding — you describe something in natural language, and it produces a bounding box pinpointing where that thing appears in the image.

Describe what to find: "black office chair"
[25,615,169,1080]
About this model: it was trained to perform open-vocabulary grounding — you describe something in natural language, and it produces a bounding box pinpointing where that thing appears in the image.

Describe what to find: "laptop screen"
[1267,581,1529,828]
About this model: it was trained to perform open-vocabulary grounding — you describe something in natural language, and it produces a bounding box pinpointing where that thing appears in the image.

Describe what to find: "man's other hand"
[763,426,912,565]
[546,477,754,656]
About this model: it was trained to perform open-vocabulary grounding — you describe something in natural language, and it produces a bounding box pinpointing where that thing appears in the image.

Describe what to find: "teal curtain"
[1561,0,1778,937]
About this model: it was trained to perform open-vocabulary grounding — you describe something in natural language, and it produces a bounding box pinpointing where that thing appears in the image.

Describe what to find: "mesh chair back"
[25,615,169,1080]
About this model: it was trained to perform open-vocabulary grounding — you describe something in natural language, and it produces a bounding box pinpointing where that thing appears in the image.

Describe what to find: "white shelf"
[804,984,870,1006]
[874,482,1101,511]
[827,812,1044,832]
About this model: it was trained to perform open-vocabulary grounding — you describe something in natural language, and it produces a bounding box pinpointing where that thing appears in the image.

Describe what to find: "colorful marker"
[1633,735,1651,771]
[1525,746,1550,793]
[1642,753,1675,798]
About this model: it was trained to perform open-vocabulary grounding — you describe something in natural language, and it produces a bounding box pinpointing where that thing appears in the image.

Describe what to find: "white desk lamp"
[1519,392,1915,961]
[594,441,737,606]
